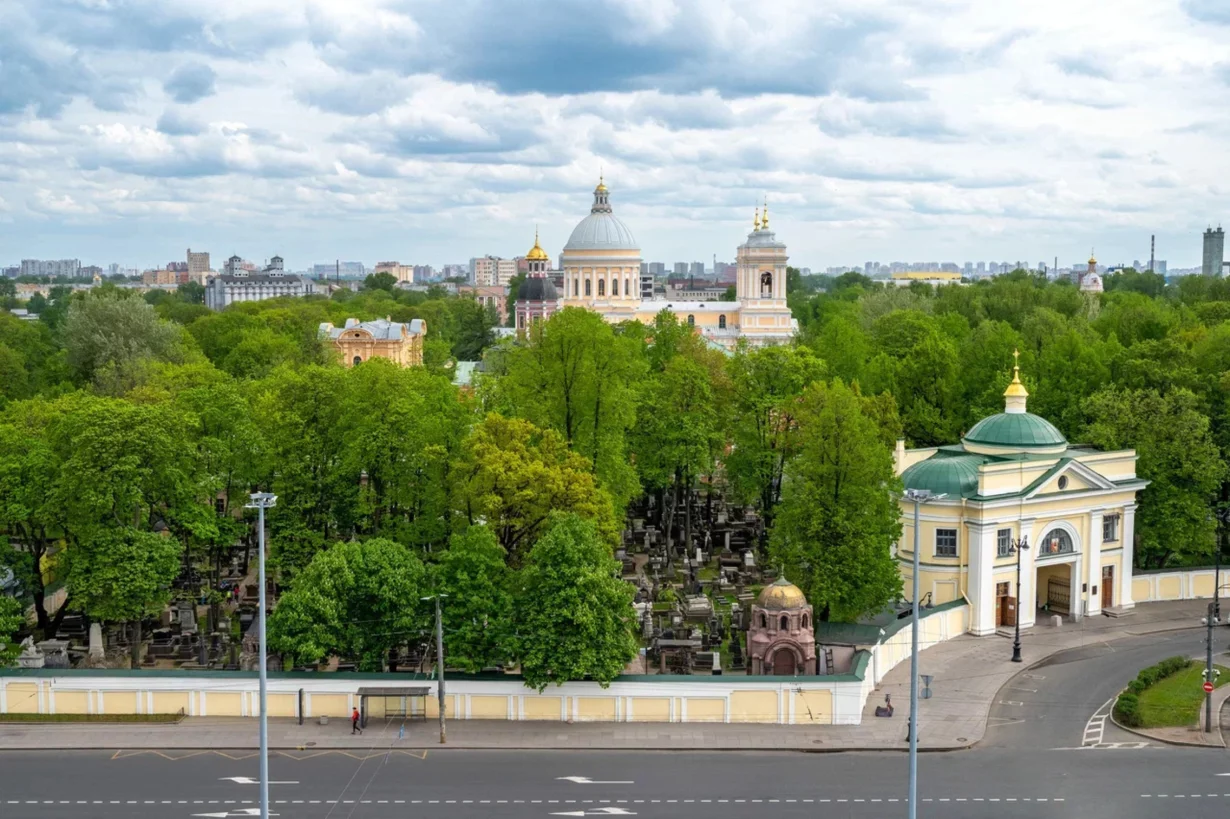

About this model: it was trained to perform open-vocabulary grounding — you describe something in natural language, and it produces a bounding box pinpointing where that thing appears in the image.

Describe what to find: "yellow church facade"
[895,356,1146,636]
[553,179,797,349]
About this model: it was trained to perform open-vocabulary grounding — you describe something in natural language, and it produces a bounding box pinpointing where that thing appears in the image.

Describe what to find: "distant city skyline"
[2,2,1228,268]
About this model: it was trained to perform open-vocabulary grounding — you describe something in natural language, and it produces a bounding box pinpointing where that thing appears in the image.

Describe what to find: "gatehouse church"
[895,354,1146,635]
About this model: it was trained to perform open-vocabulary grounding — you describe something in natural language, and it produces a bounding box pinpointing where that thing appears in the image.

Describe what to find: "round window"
[1058,476,1069,490]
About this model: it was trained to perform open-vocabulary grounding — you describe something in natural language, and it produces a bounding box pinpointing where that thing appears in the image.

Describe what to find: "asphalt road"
[3,627,1229,819]
[984,625,1224,749]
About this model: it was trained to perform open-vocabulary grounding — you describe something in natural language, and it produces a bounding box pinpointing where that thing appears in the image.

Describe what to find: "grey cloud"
[815,100,962,141]
[164,62,217,103]
[156,109,205,136]
[1056,55,1113,80]
[1182,0,1230,24]
[0,5,138,117]
[310,0,895,98]
[294,74,412,116]
[78,125,322,179]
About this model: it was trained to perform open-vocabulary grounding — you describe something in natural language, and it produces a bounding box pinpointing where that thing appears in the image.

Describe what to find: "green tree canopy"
[63,290,188,391]
[0,595,25,666]
[434,526,512,673]
[768,380,903,622]
[511,514,638,691]
[268,537,427,671]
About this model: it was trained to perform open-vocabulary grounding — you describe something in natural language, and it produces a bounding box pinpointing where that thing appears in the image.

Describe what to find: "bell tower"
[735,200,788,303]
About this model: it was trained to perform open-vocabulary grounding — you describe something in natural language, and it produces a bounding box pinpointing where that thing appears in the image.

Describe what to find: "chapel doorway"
[1101,565,1114,608]
[772,649,795,675]
[996,582,1013,627]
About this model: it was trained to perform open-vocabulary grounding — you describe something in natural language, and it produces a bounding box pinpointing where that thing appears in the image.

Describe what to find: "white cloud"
[0,0,1227,269]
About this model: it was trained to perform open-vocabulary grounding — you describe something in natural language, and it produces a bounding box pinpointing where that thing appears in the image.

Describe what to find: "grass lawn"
[0,713,183,723]
[1136,662,1230,728]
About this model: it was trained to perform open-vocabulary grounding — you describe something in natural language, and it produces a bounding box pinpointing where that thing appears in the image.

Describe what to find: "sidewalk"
[0,600,1214,753]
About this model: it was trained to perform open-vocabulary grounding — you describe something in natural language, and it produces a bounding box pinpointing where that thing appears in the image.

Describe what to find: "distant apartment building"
[413,265,434,283]
[374,261,414,283]
[312,261,365,280]
[673,262,688,276]
[472,256,517,287]
[689,261,705,277]
[187,249,211,279]
[142,268,179,286]
[441,264,466,280]
[1203,227,1226,277]
[460,284,509,324]
[648,262,666,277]
[21,259,81,277]
[2,266,18,278]
[206,255,313,310]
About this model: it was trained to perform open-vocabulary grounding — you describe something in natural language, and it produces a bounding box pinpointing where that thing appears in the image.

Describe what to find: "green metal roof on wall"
[963,412,1067,448]
[900,453,988,498]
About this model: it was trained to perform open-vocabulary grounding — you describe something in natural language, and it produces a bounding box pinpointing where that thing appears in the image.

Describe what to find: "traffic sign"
[1204,681,1215,693]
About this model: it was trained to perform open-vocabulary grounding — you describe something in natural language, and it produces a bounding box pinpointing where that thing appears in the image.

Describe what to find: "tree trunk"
[130,619,142,670]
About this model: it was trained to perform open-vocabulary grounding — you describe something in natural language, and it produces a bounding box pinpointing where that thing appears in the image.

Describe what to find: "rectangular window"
[935,529,958,557]
[997,528,1012,557]
[1103,515,1120,542]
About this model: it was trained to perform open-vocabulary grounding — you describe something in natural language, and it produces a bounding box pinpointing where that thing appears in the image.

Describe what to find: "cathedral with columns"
[518,178,797,349]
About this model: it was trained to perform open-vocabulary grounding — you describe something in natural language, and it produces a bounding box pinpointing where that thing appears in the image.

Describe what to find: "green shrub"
[1114,692,1141,727]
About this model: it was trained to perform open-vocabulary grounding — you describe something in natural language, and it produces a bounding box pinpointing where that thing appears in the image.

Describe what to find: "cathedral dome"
[526,229,550,261]
[756,577,808,611]
[963,412,1067,450]
[517,276,558,301]
[563,178,639,253]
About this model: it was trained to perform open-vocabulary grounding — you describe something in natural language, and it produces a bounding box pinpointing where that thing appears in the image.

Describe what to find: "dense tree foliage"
[511,514,639,691]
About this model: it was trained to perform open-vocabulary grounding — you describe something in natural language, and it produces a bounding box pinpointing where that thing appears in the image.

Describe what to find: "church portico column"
[1019,517,1038,629]
[1087,510,1104,616]
[1119,504,1137,609]
[966,522,997,636]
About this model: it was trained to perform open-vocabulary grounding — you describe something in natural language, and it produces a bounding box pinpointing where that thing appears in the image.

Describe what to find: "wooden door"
[1101,566,1114,608]
[996,582,1011,627]
[772,650,795,675]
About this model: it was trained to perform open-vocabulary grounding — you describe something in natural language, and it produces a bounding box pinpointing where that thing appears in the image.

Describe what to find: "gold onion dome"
[595,171,607,193]
[756,577,807,610]
[526,228,549,261]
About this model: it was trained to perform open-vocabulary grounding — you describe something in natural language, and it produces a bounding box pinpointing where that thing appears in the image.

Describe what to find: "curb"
[0,743,976,754]
[1108,702,1223,750]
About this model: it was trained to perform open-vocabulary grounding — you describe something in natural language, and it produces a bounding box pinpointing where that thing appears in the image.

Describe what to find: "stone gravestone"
[37,639,70,669]
[177,600,197,635]
[16,636,44,669]
[87,622,105,665]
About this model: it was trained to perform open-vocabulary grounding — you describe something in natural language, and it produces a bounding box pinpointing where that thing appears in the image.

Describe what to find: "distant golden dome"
[526,228,549,261]
[757,577,807,610]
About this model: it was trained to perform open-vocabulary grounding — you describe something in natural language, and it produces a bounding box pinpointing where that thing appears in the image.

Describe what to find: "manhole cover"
[305,741,317,746]
[813,740,824,744]
[956,737,967,742]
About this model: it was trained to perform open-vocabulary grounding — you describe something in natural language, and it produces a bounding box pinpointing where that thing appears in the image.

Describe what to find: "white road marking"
[1082,696,1116,747]
[557,776,634,785]
[220,777,298,785]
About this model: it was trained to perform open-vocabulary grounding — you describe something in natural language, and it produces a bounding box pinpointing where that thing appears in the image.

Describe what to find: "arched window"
[760,271,773,298]
[352,356,362,366]
[573,278,579,297]
[598,279,605,297]
[801,613,809,629]
[585,279,592,297]
[780,615,789,631]
[759,612,767,629]
[1040,528,1074,555]
[718,314,726,329]
[687,314,695,326]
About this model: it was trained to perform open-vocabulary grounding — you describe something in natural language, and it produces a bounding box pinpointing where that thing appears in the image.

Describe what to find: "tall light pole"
[1204,601,1221,733]
[1214,506,1228,621]
[902,488,943,819]
[1008,536,1030,663]
[244,492,277,819]
[421,593,448,744]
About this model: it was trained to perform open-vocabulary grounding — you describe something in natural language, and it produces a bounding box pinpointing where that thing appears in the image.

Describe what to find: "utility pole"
[421,593,448,744]
[903,488,943,819]
[1205,601,1220,733]
[244,492,277,819]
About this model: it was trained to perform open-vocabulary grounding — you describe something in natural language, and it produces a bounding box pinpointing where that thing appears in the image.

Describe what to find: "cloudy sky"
[2,0,1228,272]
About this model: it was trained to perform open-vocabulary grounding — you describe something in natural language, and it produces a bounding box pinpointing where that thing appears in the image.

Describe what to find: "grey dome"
[563,179,639,253]
[517,276,559,301]
[564,212,639,252]
[740,228,786,250]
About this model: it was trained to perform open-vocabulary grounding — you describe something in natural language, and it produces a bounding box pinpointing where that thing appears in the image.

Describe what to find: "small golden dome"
[526,227,549,261]
[756,577,808,611]
[595,171,607,193]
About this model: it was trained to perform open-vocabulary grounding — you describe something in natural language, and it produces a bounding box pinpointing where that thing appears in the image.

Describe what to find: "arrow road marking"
[220,777,299,785]
[550,810,637,816]
[193,811,276,818]
[556,776,635,785]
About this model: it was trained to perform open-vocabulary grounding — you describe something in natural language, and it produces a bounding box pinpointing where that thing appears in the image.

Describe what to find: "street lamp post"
[902,488,943,819]
[1214,506,1229,621]
[421,593,448,744]
[1008,536,1030,663]
[244,492,277,819]
[1204,601,1221,733]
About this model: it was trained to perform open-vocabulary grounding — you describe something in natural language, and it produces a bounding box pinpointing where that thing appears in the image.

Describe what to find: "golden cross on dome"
[754,206,760,230]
